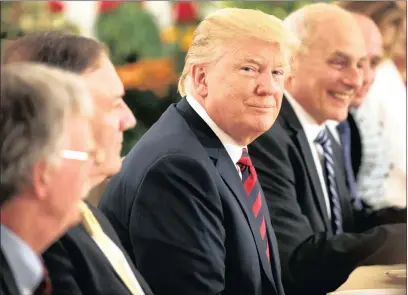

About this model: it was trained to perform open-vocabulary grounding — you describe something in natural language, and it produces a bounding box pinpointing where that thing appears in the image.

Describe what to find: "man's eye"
[330,60,347,69]
[242,66,253,72]
[371,60,380,69]
[272,70,284,76]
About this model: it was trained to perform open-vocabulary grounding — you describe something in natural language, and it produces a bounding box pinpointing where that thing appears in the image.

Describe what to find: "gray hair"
[0,62,93,206]
[283,3,356,56]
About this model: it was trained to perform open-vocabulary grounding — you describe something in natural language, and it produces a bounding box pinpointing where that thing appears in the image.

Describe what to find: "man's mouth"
[328,91,354,101]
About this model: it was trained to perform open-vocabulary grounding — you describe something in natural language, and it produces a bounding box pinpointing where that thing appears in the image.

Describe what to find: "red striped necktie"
[237,148,270,263]
[34,264,52,295]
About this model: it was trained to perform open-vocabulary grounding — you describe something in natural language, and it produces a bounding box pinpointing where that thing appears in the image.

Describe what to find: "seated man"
[0,63,94,295]
[248,3,407,295]
[3,32,152,295]
[337,1,407,209]
[99,8,298,295]
[329,13,403,210]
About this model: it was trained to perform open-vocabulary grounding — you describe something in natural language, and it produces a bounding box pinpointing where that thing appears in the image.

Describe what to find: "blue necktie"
[337,120,363,211]
[315,130,343,235]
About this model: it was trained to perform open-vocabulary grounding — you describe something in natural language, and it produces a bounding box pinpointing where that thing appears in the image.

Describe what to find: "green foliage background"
[1,1,318,156]
[219,1,314,19]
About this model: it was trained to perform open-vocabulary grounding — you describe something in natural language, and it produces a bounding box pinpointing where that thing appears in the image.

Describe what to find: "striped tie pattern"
[34,264,52,295]
[315,130,344,235]
[237,148,270,262]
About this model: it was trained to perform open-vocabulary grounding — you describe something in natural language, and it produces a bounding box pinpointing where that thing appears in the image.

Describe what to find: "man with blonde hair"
[0,63,94,295]
[99,8,297,295]
[249,3,406,295]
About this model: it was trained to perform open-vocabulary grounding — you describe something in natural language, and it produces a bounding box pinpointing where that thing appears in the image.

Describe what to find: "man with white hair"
[335,7,407,210]
[331,12,405,211]
[249,3,406,295]
[2,31,153,295]
[0,63,94,295]
[99,7,298,295]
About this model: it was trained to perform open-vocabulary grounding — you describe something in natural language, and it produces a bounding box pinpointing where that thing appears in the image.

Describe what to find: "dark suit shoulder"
[43,214,154,295]
[124,153,226,294]
[250,121,299,187]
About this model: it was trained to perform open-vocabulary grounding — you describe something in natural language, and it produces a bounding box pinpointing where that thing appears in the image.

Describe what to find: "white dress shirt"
[285,91,332,219]
[186,95,245,178]
[1,224,43,295]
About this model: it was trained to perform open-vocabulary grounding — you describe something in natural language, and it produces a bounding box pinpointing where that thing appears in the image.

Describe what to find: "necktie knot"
[34,263,52,295]
[315,129,331,147]
[237,148,252,170]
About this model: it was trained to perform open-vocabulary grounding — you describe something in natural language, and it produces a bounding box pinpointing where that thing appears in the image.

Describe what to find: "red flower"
[48,1,64,13]
[99,1,122,13]
[173,2,197,24]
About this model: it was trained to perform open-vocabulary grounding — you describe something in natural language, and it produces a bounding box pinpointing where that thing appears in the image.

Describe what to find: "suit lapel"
[176,98,277,290]
[0,248,20,295]
[347,113,362,177]
[280,98,331,231]
[295,131,331,229]
[260,184,283,287]
[216,149,276,287]
[76,224,133,295]
[327,130,355,229]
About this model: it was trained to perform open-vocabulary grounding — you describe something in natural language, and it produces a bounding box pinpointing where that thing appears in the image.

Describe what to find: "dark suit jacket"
[347,112,362,179]
[1,248,20,295]
[42,202,153,295]
[98,98,285,295]
[248,97,407,295]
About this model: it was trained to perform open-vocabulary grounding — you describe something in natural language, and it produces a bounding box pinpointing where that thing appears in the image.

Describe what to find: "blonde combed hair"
[178,7,300,97]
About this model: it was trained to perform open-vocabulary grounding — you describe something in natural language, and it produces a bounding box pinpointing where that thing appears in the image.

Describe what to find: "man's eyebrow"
[242,57,264,66]
[330,51,368,62]
[330,51,351,59]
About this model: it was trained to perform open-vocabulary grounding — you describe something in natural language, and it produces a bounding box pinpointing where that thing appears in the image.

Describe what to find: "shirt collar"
[1,224,43,295]
[186,95,244,164]
[326,120,341,144]
[284,90,325,143]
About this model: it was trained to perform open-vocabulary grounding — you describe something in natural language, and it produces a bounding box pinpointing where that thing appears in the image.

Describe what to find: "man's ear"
[191,64,208,98]
[31,160,53,200]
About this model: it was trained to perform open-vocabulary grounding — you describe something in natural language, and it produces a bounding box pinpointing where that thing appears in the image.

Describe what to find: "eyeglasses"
[60,149,90,161]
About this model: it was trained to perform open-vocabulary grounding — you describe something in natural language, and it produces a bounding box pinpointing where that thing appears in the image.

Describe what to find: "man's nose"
[119,100,136,131]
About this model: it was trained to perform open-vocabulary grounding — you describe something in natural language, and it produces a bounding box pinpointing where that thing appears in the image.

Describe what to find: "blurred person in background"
[249,3,406,295]
[2,32,152,295]
[328,12,405,212]
[99,7,298,295]
[0,63,94,295]
[337,1,407,209]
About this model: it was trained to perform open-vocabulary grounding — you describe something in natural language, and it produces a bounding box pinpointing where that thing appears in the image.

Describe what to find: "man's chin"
[106,159,123,176]
[350,96,365,108]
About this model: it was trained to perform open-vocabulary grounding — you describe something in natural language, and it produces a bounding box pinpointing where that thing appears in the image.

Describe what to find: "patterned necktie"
[337,120,363,210]
[79,202,144,295]
[315,130,344,235]
[34,264,52,295]
[237,148,270,262]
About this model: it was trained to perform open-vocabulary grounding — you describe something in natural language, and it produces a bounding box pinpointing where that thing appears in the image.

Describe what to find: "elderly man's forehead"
[352,13,383,50]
